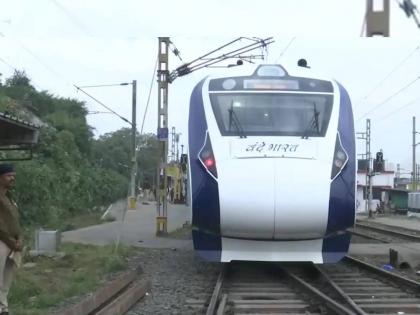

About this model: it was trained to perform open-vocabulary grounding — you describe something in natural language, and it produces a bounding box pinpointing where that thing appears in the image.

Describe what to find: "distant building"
[356,157,395,213]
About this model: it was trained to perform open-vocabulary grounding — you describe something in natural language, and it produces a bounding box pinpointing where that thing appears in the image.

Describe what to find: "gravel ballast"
[126,246,220,315]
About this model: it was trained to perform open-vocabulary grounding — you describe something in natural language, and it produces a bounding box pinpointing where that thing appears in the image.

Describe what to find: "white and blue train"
[188,63,355,263]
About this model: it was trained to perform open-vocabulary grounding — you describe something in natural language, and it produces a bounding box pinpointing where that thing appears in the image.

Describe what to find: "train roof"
[205,62,334,83]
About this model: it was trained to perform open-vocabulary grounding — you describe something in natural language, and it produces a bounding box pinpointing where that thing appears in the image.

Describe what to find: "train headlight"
[331,133,349,181]
[256,65,286,77]
[198,132,218,180]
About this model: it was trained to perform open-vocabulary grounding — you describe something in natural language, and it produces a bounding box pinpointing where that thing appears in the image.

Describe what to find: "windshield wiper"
[301,102,320,139]
[228,103,247,138]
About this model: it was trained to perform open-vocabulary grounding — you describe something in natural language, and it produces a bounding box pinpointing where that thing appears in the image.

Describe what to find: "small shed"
[0,111,39,160]
[387,188,409,212]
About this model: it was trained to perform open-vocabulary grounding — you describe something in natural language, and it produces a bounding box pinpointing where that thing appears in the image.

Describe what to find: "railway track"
[205,257,420,314]
[352,221,420,243]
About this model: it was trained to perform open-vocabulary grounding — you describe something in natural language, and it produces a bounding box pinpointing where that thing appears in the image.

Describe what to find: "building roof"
[357,184,393,189]
[0,111,40,146]
[382,187,409,193]
[357,170,395,174]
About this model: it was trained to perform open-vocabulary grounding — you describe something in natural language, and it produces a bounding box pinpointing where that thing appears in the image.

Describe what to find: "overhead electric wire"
[357,76,420,121]
[0,56,17,71]
[140,57,158,134]
[50,0,92,36]
[20,45,71,85]
[78,83,130,88]
[376,96,420,122]
[74,85,132,126]
[360,9,367,36]
[360,45,420,102]
[2,27,74,88]
[172,37,274,80]
[274,37,296,63]
[0,55,43,91]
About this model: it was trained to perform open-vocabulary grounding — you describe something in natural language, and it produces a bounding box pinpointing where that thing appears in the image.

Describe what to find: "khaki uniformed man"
[0,164,23,315]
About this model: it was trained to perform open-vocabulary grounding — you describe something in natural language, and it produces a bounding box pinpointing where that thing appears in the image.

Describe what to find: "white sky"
[1,0,420,172]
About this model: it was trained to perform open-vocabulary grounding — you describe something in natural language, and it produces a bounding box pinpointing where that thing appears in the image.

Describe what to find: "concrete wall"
[357,172,395,187]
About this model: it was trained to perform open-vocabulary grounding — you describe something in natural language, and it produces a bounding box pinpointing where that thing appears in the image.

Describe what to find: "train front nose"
[217,159,275,239]
[218,158,331,240]
[273,159,331,239]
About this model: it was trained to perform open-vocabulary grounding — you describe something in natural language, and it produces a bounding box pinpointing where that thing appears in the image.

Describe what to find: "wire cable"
[357,76,420,121]
[0,56,43,90]
[360,45,420,102]
[274,37,296,63]
[376,96,420,122]
[140,57,158,134]
[0,56,17,71]
[74,85,132,126]
[50,0,92,36]
[360,9,367,36]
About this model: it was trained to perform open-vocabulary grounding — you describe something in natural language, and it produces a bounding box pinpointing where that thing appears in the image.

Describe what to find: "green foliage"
[92,129,160,188]
[9,243,139,315]
[1,71,133,229]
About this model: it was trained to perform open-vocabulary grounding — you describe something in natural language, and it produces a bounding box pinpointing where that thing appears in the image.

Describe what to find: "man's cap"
[0,164,15,176]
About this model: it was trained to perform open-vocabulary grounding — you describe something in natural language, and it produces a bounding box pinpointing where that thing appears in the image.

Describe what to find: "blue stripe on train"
[323,82,355,262]
[188,78,221,260]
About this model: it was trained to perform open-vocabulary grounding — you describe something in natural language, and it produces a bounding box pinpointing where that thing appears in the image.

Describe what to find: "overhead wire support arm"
[168,37,274,83]
[186,37,274,71]
[74,85,132,126]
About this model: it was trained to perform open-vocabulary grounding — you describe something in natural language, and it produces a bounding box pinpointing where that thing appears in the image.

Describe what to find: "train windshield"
[210,93,333,137]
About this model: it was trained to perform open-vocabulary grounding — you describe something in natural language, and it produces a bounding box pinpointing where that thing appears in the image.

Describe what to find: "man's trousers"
[0,240,16,313]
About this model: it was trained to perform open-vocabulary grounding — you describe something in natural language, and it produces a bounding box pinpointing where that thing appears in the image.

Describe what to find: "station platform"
[62,199,193,249]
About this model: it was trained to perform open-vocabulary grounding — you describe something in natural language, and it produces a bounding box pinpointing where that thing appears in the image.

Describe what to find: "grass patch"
[59,211,108,231]
[9,243,139,315]
[166,224,192,240]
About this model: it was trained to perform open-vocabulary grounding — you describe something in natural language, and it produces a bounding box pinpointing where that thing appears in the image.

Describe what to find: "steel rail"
[281,266,355,315]
[356,222,420,241]
[350,228,390,243]
[345,255,420,292]
[314,264,367,315]
[206,264,227,315]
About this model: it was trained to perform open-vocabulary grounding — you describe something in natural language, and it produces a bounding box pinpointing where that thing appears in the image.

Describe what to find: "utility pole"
[358,119,373,217]
[171,126,176,162]
[176,133,180,162]
[417,163,420,188]
[413,116,420,191]
[130,80,137,209]
[154,36,274,236]
[413,117,416,191]
[156,37,170,235]
[74,81,138,208]
[366,119,374,218]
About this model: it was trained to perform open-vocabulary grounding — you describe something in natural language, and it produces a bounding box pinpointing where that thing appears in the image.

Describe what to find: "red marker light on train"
[204,158,214,168]
[198,134,218,179]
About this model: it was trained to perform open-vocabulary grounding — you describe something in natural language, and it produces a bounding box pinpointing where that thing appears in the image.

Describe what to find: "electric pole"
[155,36,274,236]
[156,37,170,235]
[358,119,373,217]
[130,80,137,209]
[171,126,176,162]
[176,133,180,162]
[412,116,420,191]
[366,119,373,218]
